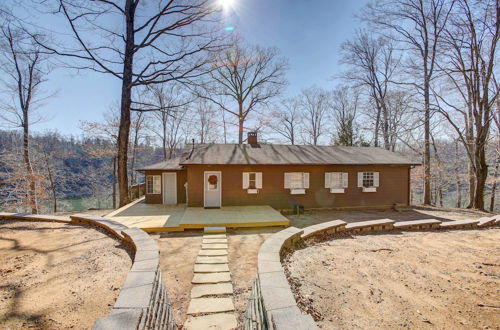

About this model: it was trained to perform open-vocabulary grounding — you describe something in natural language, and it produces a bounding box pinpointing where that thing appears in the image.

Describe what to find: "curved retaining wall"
[246,215,500,329]
[0,212,177,330]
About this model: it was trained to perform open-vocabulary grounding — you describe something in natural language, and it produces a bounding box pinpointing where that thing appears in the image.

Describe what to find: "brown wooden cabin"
[137,133,419,210]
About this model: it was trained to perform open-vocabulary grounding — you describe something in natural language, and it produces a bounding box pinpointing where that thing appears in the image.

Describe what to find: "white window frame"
[243,172,262,194]
[325,172,348,193]
[357,172,379,192]
[146,175,161,194]
[284,172,309,194]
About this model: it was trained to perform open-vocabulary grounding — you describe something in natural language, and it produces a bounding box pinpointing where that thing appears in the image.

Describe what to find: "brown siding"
[143,170,187,204]
[186,164,410,209]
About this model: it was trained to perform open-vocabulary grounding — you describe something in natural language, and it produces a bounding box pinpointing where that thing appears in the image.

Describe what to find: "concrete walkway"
[184,228,238,330]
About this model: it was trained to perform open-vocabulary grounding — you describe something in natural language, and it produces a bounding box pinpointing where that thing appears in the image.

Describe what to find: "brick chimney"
[247,131,258,145]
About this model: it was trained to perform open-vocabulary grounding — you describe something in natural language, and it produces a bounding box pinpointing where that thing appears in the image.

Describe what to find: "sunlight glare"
[219,0,234,10]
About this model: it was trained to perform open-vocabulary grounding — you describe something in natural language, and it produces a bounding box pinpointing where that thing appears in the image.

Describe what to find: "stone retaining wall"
[0,212,177,330]
[247,215,500,329]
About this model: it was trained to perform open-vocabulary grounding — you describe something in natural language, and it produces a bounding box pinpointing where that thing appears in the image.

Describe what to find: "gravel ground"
[0,220,132,329]
[285,228,500,330]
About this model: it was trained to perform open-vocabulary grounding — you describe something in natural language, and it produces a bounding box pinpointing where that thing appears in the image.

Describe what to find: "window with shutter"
[326,172,346,193]
[285,172,307,194]
[360,171,378,192]
[243,172,262,194]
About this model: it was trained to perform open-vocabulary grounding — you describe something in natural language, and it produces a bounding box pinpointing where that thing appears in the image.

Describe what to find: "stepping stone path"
[184,227,238,330]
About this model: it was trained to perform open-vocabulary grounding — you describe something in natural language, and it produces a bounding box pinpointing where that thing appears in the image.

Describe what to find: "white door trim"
[162,172,177,204]
[203,171,222,208]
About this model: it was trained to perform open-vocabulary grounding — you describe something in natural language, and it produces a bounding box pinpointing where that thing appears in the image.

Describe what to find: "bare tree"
[299,86,331,145]
[0,25,50,214]
[330,86,361,146]
[129,110,147,186]
[194,98,219,144]
[435,0,499,210]
[34,0,224,207]
[365,0,455,205]
[268,98,302,145]
[144,84,191,159]
[340,30,398,149]
[203,37,288,143]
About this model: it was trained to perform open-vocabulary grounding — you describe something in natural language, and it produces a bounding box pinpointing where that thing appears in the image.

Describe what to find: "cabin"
[137,132,419,210]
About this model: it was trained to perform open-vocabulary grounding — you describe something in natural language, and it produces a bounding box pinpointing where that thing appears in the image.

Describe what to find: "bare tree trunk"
[374,107,381,147]
[490,127,500,211]
[221,109,228,144]
[22,114,37,214]
[489,154,499,212]
[112,156,117,209]
[423,76,432,205]
[473,147,488,210]
[238,102,244,144]
[455,140,462,208]
[116,0,135,207]
[43,150,57,213]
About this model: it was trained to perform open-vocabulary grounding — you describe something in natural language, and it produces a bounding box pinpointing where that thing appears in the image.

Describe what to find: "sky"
[13,0,370,135]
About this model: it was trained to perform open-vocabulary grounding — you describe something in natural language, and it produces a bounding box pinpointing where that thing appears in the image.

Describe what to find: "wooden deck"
[106,198,289,232]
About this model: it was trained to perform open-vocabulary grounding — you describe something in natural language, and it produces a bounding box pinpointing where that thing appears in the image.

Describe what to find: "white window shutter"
[303,172,310,189]
[256,172,263,189]
[343,173,349,188]
[357,172,363,187]
[325,172,332,188]
[284,173,291,189]
[374,172,379,187]
[242,172,249,189]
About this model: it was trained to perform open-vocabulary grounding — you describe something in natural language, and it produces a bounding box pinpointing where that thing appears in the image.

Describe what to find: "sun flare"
[219,0,234,10]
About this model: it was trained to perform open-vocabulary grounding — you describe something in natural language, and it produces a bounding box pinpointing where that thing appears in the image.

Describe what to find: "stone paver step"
[204,226,226,234]
[184,313,238,330]
[196,256,228,264]
[201,244,228,250]
[187,297,234,314]
[192,272,231,284]
[190,283,234,298]
[199,249,228,256]
[202,238,228,244]
[203,234,227,239]
[194,263,230,273]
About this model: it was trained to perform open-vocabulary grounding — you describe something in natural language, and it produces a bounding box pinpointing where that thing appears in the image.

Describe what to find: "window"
[242,172,262,192]
[325,172,348,193]
[146,175,161,194]
[363,172,374,187]
[289,173,304,189]
[284,172,309,194]
[249,172,256,189]
[357,172,379,192]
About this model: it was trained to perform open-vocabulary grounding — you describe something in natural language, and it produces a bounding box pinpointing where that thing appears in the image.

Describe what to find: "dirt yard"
[153,231,203,325]
[153,206,494,326]
[0,220,132,329]
[227,228,280,322]
[285,228,500,330]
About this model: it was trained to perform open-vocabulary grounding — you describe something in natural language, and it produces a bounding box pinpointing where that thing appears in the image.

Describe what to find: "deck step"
[204,226,227,234]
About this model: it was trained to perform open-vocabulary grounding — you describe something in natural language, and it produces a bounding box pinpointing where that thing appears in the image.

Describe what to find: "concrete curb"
[248,216,499,329]
[0,212,176,330]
